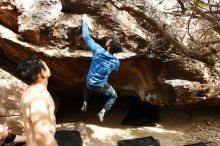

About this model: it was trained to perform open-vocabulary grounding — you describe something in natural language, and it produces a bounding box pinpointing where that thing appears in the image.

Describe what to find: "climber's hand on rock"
[82,14,89,22]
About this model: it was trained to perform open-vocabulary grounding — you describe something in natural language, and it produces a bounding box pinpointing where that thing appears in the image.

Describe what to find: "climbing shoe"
[81,102,88,112]
[97,109,106,122]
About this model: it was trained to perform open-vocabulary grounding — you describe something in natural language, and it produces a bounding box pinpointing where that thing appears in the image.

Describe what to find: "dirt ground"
[56,96,220,146]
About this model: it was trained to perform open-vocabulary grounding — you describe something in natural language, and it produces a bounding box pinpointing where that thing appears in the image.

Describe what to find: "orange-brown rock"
[0,0,220,111]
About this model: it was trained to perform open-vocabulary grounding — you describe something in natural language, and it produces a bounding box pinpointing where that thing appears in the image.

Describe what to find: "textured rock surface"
[0,0,220,140]
[0,67,27,134]
[0,0,220,108]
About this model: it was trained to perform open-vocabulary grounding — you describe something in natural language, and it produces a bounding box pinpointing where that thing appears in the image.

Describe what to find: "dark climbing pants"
[83,82,118,111]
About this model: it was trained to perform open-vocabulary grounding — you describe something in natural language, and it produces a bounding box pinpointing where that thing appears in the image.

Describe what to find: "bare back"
[20,84,57,146]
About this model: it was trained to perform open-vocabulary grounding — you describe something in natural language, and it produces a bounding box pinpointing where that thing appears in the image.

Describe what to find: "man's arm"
[0,126,26,145]
[28,99,57,146]
[112,58,120,73]
[0,125,9,145]
[82,15,103,53]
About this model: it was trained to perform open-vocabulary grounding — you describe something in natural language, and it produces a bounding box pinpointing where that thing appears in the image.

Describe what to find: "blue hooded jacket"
[82,19,120,87]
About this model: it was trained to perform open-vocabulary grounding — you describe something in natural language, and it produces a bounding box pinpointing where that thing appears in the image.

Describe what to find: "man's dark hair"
[109,36,121,54]
[17,56,46,84]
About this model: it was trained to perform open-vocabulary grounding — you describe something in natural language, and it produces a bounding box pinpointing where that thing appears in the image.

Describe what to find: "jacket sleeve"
[113,58,120,73]
[82,19,103,53]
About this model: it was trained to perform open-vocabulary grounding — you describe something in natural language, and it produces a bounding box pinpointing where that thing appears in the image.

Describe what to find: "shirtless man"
[17,56,57,146]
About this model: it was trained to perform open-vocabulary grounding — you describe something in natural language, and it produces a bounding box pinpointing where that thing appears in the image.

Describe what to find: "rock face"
[0,0,220,113]
[0,67,27,134]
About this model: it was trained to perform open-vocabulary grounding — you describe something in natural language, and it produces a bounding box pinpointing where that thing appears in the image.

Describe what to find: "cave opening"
[54,86,141,126]
[51,86,220,146]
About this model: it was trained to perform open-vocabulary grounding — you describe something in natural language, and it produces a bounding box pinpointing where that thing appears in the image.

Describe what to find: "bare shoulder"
[21,84,49,104]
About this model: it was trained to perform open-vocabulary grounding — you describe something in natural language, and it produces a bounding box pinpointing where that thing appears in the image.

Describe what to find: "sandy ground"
[56,96,220,146]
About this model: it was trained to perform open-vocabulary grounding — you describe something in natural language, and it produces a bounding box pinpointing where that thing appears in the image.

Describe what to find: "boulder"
[0,67,27,134]
[0,0,220,108]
